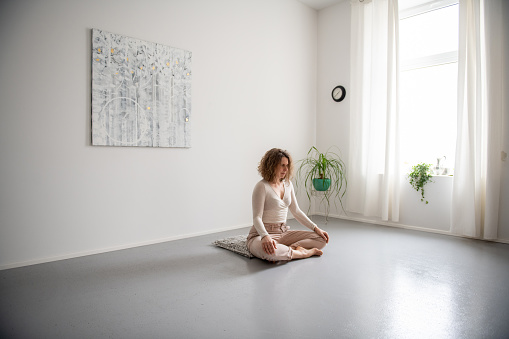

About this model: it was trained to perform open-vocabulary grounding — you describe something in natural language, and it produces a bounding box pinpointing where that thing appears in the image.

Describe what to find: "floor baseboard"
[311,212,509,245]
[0,223,251,271]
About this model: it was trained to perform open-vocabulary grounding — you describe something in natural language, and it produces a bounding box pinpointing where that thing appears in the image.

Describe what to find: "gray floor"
[1,217,509,339]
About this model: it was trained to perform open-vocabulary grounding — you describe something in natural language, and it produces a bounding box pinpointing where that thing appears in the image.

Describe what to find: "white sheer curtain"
[451,0,504,239]
[347,0,400,221]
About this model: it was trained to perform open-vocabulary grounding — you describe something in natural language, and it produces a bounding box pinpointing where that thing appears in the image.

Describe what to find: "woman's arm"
[288,181,318,231]
[288,182,329,243]
[252,181,269,238]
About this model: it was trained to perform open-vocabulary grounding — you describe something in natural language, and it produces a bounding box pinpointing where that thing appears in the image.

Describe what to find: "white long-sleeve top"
[252,179,317,238]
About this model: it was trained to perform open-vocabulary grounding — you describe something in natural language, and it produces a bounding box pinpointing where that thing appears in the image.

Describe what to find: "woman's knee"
[316,237,327,249]
[294,236,326,250]
[248,242,292,261]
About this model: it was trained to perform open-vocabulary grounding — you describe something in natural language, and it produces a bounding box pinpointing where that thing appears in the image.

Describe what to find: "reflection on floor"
[1,217,509,338]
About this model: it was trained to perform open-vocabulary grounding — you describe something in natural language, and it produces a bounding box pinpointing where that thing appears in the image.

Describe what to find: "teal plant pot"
[313,178,331,191]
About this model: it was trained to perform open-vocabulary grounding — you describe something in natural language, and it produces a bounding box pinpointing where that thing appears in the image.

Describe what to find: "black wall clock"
[332,85,346,102]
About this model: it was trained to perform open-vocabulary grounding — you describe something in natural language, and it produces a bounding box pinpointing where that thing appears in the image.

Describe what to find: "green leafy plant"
[296,146,347,222]
[408,163,434,204]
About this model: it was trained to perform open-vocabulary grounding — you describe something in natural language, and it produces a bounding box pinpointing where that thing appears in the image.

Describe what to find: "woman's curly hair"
[258,148,294,182]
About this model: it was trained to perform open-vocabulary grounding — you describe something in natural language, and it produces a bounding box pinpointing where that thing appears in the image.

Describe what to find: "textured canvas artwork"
[92,29,192,147]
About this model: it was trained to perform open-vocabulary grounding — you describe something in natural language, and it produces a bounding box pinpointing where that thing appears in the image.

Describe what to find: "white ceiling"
[297,0,346,10]
[298,0,458,11]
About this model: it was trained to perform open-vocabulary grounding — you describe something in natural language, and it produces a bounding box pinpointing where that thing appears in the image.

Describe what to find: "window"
[399,0,459,174]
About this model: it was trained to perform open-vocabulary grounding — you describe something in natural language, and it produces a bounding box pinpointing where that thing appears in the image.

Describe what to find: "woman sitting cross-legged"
[247,148,329,262]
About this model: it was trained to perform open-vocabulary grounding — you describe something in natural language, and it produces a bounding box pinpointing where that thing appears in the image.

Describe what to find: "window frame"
[399,0,459,71]
[398,0,460,171]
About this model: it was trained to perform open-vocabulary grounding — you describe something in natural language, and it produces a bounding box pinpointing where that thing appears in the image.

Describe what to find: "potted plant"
[296,146,348,223]
[408,163,434,204]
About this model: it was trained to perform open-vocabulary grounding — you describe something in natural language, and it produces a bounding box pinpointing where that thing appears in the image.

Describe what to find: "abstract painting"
[91,29,192,147]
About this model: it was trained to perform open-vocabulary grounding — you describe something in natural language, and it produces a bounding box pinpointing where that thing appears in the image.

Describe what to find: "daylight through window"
[399,0,459,175]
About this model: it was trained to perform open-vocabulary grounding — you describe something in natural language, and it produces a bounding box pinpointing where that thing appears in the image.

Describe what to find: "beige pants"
[246,222,326,261]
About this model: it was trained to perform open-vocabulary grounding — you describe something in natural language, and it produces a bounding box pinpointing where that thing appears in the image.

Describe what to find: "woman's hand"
[261,235,277,255]
[314,227,329,243]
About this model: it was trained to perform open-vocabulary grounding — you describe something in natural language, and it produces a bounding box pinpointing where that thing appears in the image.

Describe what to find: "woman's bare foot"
[291,246,323,259]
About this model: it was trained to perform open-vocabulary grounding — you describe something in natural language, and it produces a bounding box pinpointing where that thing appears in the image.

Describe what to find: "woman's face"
[276,157,289,181]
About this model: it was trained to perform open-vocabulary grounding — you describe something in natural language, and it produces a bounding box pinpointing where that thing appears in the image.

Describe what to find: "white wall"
[316,1,350,165]
[314,1,350,218]
[315,1,509,240]
[0,0,318,269]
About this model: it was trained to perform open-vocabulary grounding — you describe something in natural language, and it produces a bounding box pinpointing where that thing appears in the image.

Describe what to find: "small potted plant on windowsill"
[296,146,347,223]
[408,163,434,204]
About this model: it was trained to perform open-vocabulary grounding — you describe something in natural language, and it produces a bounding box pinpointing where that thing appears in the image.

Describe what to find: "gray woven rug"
[213,235,253,258]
